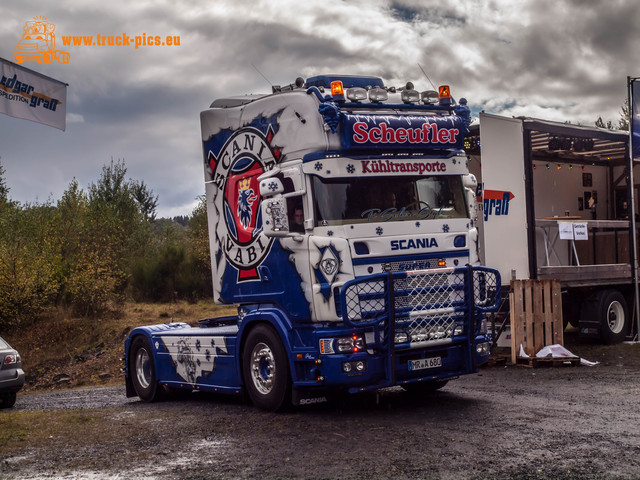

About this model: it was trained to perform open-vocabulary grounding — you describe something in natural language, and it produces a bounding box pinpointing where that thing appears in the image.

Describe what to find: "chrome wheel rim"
[250,342,275,395]
[608,301,624,334]
[135,347,151,389]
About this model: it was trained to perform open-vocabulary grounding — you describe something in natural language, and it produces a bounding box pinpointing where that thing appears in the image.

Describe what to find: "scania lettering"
[391,238,438,250]
[124,74,501,411]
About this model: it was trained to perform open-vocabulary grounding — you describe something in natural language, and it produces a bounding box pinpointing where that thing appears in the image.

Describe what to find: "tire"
[0,392,17,409]
[129,336,162,402]
[596,290,629,344]
[242,324,291,411]
[401,380,448,394]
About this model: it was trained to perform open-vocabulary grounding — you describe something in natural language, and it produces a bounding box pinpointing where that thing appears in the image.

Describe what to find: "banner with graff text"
[0,57,66,131]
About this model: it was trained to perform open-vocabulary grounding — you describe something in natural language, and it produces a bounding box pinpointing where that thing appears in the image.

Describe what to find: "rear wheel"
[129,336,162,402]
[598,290,629,344]
[242,325,291,411]
[401,380,448,394]
[582,289,629,344]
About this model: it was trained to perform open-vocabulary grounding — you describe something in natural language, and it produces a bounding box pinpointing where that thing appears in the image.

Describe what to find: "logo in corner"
[13,17,70,65]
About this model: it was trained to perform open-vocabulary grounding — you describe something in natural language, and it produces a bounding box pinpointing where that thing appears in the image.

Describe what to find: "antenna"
[417,63,437,90]
[251,63,273,88]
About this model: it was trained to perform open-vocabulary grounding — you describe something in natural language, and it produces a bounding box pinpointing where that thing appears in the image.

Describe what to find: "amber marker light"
[438,85,451,100]
[331,80,344,97]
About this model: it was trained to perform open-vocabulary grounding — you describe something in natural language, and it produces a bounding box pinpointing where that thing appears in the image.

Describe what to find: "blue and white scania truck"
[124,74,501,410]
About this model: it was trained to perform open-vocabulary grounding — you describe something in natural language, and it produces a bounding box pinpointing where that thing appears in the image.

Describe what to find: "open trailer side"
[468,112,638,344]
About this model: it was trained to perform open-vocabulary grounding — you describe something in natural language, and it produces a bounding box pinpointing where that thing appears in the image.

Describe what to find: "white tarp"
[0,57,66,131]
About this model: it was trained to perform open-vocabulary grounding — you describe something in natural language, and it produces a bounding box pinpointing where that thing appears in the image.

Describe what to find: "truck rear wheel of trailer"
[468,113,638,345]
[124,74,501,410]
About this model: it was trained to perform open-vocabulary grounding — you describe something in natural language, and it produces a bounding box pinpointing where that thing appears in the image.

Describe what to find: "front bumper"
[303,335,490,393]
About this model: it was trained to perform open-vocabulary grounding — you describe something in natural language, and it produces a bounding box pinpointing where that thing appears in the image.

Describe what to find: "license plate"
[408,357,442,371]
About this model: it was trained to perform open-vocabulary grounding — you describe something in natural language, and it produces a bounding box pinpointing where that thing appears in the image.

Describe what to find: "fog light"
[476,342,489,354]
[369,87,388,102]
[395,332,409,343]
[347,87,367,102]
[343,362,353,372]
[454,326,464,336]
[356,361,366,371]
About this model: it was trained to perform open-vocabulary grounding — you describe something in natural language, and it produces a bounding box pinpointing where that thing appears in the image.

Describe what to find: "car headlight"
[319,335,364,354]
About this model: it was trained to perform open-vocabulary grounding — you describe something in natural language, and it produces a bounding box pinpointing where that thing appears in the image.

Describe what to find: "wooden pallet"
[515,356,580,368]
[509,279,564,365]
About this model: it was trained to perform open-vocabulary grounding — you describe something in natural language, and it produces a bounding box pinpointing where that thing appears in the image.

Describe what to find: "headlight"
[319,335,364,354]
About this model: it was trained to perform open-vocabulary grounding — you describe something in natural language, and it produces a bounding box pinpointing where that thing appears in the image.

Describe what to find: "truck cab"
[125,74,500,410]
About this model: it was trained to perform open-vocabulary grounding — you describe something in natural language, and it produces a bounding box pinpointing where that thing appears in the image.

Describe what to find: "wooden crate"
[509,279,564,365]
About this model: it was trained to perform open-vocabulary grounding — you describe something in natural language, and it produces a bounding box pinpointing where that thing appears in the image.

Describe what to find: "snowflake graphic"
[314,161,323,171]
[452,158,457,164]
[268,181,278,192]
[442,224,450,233]
[376,227,383,236]
[327,230,334,236]
[415,222,421,228]
[346,164,355,174]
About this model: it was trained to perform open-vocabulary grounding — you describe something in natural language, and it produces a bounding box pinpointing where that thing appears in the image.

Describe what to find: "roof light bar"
[421,90,439,104]
[368,87,388,103]
[401,88,420,104]
[346,87,367,102]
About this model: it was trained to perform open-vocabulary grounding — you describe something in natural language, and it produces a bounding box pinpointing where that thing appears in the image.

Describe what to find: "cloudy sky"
[1,0,638,217]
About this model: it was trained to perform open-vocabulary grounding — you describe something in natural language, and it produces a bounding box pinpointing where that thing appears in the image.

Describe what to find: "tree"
[0,162,9,204]
[595,100,630,131]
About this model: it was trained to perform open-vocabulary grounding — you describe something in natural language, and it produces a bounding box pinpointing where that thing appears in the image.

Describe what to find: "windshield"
[312,175,469,226]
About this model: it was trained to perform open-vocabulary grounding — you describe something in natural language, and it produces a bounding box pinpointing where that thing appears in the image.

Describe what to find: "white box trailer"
[468,113,638,344]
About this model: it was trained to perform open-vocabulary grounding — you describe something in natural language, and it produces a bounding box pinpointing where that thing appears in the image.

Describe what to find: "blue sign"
[341,114,465,150]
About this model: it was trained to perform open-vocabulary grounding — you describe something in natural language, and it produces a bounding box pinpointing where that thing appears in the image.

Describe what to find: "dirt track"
[2,334,640,480]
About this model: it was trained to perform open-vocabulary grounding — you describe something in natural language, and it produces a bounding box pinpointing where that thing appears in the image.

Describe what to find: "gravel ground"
[2,335,640,480]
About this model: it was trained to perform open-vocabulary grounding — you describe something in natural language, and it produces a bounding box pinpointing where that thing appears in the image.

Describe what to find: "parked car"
[0,336,25,408]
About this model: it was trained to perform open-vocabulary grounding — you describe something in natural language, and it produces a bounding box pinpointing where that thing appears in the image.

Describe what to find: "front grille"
[343,268,466,347]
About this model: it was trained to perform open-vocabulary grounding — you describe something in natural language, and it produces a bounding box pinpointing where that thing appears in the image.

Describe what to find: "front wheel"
[129,336,162,402]
[242,324,291,411]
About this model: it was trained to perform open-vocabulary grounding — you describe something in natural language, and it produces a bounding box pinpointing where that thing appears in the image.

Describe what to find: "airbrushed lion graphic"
[206,125,279,282]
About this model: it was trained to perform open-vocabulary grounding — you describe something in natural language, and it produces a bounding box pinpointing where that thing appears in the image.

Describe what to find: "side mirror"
[261,194,290,237]
[259,178,284,197]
